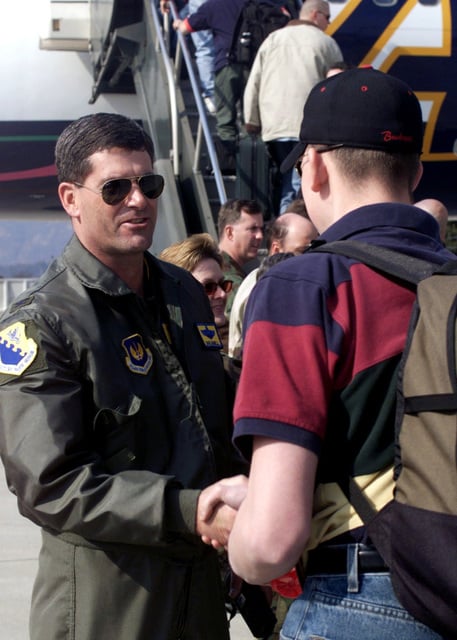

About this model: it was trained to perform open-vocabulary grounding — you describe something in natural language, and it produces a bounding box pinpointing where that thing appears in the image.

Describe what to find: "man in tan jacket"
[244,0,342,214]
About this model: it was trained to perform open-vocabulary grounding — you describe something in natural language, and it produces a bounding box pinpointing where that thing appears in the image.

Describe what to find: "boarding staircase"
[89,0,238,241]
[0,0,238,312]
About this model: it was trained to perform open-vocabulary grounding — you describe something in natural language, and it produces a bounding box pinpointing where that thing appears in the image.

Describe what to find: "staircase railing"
[158,1,227,202]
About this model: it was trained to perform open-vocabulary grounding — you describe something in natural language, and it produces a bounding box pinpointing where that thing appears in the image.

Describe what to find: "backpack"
[312,240,457,639]
[228,0,290,69]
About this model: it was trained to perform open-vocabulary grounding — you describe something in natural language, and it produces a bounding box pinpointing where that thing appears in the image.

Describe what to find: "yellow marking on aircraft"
[418,92,457,162]
[327,0,455,161]
[327,0,362,36]
[359,0,451,69]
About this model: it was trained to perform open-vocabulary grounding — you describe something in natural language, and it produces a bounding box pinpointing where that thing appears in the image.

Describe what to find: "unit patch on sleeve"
[195,323,223,349]
[0,321,38,376]
[122,334,153,374]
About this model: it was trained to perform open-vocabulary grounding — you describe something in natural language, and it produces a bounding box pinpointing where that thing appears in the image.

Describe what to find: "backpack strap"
[309,240,442,532]
[339,476,378,524]
[227,2,248,64]
[312,240,457,414]
[310,240,438,285]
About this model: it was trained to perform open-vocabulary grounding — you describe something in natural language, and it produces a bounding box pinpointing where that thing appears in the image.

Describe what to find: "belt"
[307,543,388,576]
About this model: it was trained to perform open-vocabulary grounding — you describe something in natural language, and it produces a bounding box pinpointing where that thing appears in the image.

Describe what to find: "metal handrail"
[159,1,227,203]
[149,0,181,176]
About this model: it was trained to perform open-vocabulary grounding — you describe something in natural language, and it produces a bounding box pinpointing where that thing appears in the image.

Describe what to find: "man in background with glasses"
[0,113,246,640]
[228,210,318,363]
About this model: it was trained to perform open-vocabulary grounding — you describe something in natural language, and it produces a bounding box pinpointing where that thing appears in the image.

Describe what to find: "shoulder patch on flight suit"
[122,334,153,374]
[0,321,38,376]
[195,323,223,349]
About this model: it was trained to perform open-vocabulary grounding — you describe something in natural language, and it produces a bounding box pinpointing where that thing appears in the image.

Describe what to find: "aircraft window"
[371,0,438,4]
[372,0,398,6]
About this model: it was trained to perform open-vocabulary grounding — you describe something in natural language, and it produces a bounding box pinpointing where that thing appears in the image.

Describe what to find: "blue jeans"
[279,166,301,214]
[188,0,215,98]
[280,573,444,639]
[266,139,301,215]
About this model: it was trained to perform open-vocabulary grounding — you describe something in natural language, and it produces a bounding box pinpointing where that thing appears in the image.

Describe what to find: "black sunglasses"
[203,279,233,295]
[74,174,165,205]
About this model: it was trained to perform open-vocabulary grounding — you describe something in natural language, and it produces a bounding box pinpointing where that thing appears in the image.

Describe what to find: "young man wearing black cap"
[204,68,451,638]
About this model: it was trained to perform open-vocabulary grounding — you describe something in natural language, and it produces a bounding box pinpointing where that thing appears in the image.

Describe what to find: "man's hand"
[196,475,248,548]
[198,475,248,521]
[159,0,170,14]
[196,502,238,549]
[173,19,189,35]
[245,123,261,136]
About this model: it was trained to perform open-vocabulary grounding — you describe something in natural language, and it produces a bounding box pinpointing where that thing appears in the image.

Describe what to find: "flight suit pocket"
[93,395,142,472]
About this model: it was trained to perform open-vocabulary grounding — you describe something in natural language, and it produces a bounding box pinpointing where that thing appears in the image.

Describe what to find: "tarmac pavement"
[0,463,254,640]
[0,463,40,640]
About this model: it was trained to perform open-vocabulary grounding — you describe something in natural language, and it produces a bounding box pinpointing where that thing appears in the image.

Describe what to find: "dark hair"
[55,113,155,184]
[283,198,308,217]
[217,199,263,238]
[257,252,295,279]
[264,219,288,252]
[326,60,353,75]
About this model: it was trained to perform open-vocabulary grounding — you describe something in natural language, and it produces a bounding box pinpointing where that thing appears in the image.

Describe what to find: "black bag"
[235,134,274,214]
[223,568,277,639]
[229,0,290,69]
[312,240,457,639]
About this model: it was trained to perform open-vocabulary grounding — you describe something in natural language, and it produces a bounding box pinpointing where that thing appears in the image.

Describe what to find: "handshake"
[196,474,249,549]
[196,475,278,639]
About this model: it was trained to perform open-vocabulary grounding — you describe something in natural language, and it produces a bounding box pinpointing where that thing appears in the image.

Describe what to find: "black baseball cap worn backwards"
[281,67,424,173]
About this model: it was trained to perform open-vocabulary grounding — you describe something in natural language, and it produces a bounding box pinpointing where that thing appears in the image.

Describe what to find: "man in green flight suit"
[0,113,247,640]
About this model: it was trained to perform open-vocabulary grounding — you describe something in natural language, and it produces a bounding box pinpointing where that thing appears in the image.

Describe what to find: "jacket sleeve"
[243,47,263,127]
[0,309,200,547]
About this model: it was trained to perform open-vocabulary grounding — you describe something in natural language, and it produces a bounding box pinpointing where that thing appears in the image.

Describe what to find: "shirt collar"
[319,203,440,244]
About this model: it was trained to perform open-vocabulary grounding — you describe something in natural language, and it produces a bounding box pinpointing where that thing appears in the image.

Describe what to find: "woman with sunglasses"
[160,233,233,350]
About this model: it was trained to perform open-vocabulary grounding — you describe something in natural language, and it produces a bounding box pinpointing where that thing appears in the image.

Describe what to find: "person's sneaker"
[203,95,217,115]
